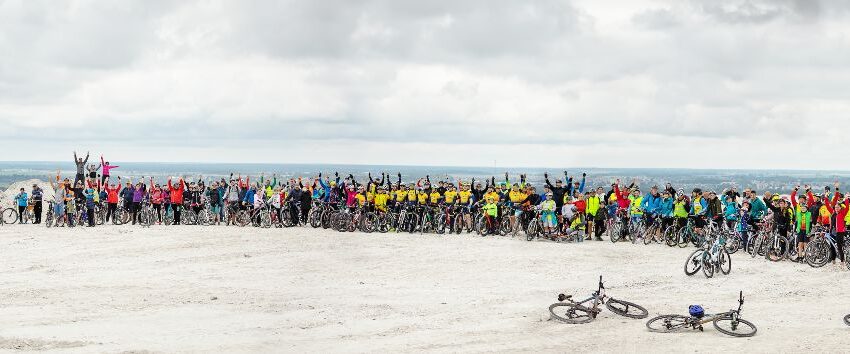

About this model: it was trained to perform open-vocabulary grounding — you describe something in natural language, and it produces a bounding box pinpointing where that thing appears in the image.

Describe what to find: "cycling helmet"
[689,305,704,318]
[692,188,702,194]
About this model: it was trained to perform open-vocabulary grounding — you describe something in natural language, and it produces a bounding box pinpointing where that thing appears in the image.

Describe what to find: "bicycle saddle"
[557,294,572,302]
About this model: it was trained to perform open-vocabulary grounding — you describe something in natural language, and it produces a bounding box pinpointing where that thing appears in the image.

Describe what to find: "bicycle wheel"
[646,315,690,333]
[548,303,596,324]
[45,211,53,228]
[684,250,703,276]
[606,298,648,319]
[236,211,251,227]
[713,316,757,337]
[725,233,741,254]
[526,221,538,241]
[643,226,654,245]
[434,213,446,234]
[766,235,789,262]
[664,227,677,247]
[498,217,511,236]
[610,223,621,243]
[677,229,689,248]
[749,234,763,258]
[362,212,378,233]
[805,239,830,268]
[475,215,488,236]
[452,215,464,234]
[718,250,732,275]
[701,252,714,278]
[3,208,18,224]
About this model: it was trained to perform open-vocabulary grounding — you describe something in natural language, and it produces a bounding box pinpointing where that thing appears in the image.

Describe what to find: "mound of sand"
[1,179,55,207]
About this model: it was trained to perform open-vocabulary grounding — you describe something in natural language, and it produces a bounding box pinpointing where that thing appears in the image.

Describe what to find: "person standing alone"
[31,184,43,224]
[14,188,28,223]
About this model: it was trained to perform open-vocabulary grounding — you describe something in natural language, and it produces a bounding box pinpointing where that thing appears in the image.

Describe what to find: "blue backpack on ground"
[689,305,704,318]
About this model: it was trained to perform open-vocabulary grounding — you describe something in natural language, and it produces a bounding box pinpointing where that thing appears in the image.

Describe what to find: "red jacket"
[574,199,587,213]
[105,185,120,203]
[613,185,630,209]
[833,193,848,233]
[168,179,185,204]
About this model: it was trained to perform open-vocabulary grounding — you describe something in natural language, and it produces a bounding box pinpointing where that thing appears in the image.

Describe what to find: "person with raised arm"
[104,176,121,223]
[73,151,89,185]
[49,170,67,226]
[100,156,120,185]
[150,177,163,224]
[167,176,186,225]
[832,183,848,264]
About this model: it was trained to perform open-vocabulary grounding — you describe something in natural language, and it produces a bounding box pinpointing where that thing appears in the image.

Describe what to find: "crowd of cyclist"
[7,152,849,267]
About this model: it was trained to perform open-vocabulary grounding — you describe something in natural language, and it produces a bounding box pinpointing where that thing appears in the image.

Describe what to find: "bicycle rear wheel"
[606,298,648,319]
[684,250,703,276]
[718,250,732,275]
[646,315,690,333]
[701,252,714,278]
[713,316,757,337]
[548,303,596,324]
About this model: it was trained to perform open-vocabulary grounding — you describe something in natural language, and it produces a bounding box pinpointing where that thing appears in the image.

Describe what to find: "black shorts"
[694,216,706,228]
[797,231,809,243]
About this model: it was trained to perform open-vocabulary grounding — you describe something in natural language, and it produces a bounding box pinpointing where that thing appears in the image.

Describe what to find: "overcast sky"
[1,0,848,169]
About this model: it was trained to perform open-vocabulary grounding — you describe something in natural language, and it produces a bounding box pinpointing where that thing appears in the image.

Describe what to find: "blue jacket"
[243,189,256,204]
[723,199,738,220]
[659,197,674,217]
[749,197,767,220]
[641,193,662,214]
[15,192,28,207]
[121,186,134,202]
[318,176,340,202]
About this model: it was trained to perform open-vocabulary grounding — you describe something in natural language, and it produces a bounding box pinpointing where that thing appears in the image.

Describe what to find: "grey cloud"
[632,8,681,29]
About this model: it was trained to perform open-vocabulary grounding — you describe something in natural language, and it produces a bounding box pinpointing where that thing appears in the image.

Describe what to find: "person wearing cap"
[659,189,674,232]
[587,187,606,241]
[628,188,644,238]
[690,188,708,233]
[540,192,557,234]
[481,195,498,235]
[640,186,661,240]
[30,184,43,224]
[544,171,570,216]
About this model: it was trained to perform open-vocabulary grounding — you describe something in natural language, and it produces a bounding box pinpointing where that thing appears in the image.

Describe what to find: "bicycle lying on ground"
[548,276,648,324]
[646,291,757,337]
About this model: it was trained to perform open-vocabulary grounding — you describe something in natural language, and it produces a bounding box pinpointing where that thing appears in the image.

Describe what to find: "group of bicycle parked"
[3,151,848,270]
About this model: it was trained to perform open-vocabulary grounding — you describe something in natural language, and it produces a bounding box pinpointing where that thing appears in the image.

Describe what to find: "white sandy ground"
[0,225,848,353]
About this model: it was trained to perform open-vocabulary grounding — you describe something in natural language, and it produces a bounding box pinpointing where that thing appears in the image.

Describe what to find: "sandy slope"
[0,225,848,353]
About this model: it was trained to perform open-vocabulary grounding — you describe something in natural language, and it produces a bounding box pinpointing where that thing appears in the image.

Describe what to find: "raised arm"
[579,173,586,193]
[544,172,554,189]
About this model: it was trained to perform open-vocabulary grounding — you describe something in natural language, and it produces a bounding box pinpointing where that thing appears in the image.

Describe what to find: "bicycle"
[642,214,664,245]
[548,276,648,324]
[44,201,55,228]
[646,291,757,337]
[805,230,849,269]
[684,233,731,278]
